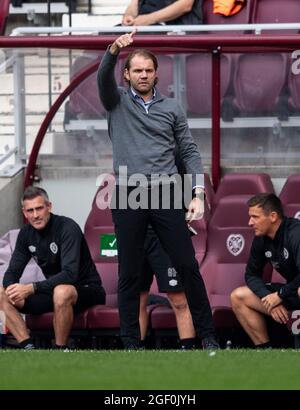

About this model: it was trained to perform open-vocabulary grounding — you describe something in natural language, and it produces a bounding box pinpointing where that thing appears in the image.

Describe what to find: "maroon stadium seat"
[251,0,300,33]
[279,174,300,220]
[201,195,271,328]
[288,57,300,112]
[0,0,9,36]
[26,310,88,331]
[84,173,116,263]
[84,176,120,346]
[87,262,120,347]
[233,53,288,116]
[186,53,232,116]
[212,172,274,211]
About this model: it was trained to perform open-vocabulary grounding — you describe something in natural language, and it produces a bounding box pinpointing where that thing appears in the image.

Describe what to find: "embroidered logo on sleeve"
[50,242,58,254]
[283,248,289,260]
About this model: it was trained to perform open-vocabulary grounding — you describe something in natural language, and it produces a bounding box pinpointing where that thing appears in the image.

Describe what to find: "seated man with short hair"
[0,186,105,349]
[231,193,300,348]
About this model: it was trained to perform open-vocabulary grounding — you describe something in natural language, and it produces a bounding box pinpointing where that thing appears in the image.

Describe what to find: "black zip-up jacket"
[245,217,300,300]
[3,214,103,294]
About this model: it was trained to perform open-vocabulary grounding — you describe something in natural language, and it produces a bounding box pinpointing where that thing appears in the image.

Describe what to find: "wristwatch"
[277,287,285,299]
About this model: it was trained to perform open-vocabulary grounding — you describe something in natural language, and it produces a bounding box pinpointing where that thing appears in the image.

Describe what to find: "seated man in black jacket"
[231,193,300,348]
[122,0,202,26]
[0,186,105,349]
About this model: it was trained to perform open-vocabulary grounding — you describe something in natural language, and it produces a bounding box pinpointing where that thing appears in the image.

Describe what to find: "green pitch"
[0,349,299,390]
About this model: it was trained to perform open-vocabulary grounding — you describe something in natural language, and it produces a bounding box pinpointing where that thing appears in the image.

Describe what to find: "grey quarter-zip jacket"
[97,48,204,188]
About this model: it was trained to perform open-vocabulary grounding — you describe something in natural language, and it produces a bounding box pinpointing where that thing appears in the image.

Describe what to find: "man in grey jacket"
[98,30,218,349]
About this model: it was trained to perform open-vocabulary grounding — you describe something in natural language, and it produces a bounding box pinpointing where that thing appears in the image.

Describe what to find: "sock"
[140,340,145,348]
[19,338,35,350]
[255,341,271,349]
[55,344,69,350]
[180,338,196,350]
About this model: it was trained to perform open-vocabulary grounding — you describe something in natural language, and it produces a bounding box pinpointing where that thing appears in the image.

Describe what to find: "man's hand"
[110,29,137,55]
[270,304,289,324]
[261,292,282,313]
[186,197,204,222]
[5,283,34,305]
[122,15,135,26]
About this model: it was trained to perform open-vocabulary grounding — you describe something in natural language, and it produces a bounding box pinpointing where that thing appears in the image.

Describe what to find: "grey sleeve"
[97,48,121,111]
[173,104,204,188]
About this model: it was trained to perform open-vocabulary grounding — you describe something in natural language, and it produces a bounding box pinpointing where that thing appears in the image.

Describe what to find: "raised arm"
[97,30,136,111]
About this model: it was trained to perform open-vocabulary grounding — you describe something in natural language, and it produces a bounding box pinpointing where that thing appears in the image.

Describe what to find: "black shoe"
[23,343,35,350]
[125,344,145,351]
[122,337,144,350]
[202,337,220,350]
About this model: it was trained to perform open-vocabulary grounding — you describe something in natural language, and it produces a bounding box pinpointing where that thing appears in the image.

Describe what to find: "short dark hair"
[22,186,50,206]
[247,193,284,219]
[123,49,158,85]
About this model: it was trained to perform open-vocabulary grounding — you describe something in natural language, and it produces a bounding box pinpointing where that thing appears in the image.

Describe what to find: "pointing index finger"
[129,27,137,38]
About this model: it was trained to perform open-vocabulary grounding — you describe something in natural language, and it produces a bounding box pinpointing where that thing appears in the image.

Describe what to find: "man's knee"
[231,286,248,308]
[168,292,188,311]
[0,287,6,307]
[53,285,77,308]
[0,286,11,308]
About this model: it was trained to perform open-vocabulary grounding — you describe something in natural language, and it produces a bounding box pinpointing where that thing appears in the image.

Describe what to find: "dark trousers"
[112,185,215,347]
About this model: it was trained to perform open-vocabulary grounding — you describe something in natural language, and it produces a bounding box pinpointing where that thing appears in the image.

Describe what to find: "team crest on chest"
[226,234,245,256]
[28,245,36,253]
[265,251,272,258]
[50,242,58,254]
